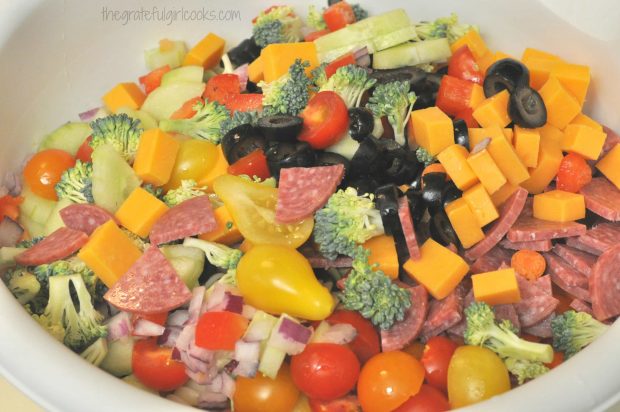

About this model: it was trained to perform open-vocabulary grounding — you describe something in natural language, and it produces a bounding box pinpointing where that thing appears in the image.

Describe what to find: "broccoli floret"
[415,13,478,44]
[142,183,163,200]
[319,64,377,108]
[259,59,312,116]
[16,236,44,249]
[90,114,142,163]
[313,187,385,260]
[183,238,242,271]
[307,5,327,30]
[366,81,417,146]
[340,251,411,330]
[220,110,261,136]
[416,147,436,166]
[551,310,610,358]
[160,100,231,144]
[504,357,549,385]
[54,160,94,204]
[351,4,368,21]
[33,274,107,352]
[80,337,108,366]
[311,63,329,90]
[33,257,105,302]
[163,179,208,207]
[252,6,303,48]
[238,174,277,187]
[4,268,41,305]
[464,302,554,363]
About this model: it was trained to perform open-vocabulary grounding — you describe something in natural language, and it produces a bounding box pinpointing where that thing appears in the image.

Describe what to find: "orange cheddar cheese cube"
[133,129,180,186]
[409,107,454,156]
[538,76,581,129]
[523,58,563,90]
[261,42,318,83]
[364,235,399,279]
[503,128,514,144]
[467,147,507,194]
[183,33,225,69]
[561,124,606,161]
[445,198,485,248]
[513,126,541,168]
[520,137,563,194]
[472,90,511,128]
[468,126,505,149]
[571,113,603,131]
[470,83,486,109]
[103,83,146,113]
[596,145,620,190]
[403,238,470,300]
[197,145,229,191]
[462,183,499,227]
[437,144,478,190]
[472,268,521,305]
[477,51,512,74]
[248,56,264,83]
[537,123,564,144]
[115,187,169,238]
[533,190,585,222]
[491,182,519,207]
[451,29,489,60]
[199,205,243,245]
[77,220,142,288]
[487,136,530,185]
[550,62,590,105]
[522,48,562,63]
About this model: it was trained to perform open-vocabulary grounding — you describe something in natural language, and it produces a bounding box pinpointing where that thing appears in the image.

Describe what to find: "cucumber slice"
[91,144,141,213]
[144,40,187,71]
[44,198,73,235]
[258,344,287,379]
[161,66,204,87]
[18,188,57,237]
[0,247,25,270]
[115,107,158,130]
[141,82,205,121]
[100,337,134,377]
[161,244,205,289]
[372,38,452,70]
[38,122,91,156]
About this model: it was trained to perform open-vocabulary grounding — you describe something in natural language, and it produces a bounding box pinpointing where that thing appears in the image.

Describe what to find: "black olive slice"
[348,108,375,141]
[508,85,547,128]
[483,58,530,97]
[257,115,303,142]
[221,124,266,164]
[453,118,470,150]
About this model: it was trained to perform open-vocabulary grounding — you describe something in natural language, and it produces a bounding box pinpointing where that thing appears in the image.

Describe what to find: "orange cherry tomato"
[23,149,75,200]
[233,363,300,412]
[132,339,188,391]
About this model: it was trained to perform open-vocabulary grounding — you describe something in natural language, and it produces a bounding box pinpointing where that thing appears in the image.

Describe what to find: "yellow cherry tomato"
[163,139,218,191]
[213,174,313,248]
[237,244,335,321]
[447,345,510,408]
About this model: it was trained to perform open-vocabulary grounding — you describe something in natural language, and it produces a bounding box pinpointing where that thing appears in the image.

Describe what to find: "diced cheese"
[409,107,454,156]
[114,187,169,238]
[491,182,519,207]
[570,113,603,131]
[550,62,590,105]
[77,220,142,288]
[596,145,620,190]
[183,33,225,69]
[503,128,514,143]
[520,137,563,194]
[199,205,243,245]
[522,58,562,90]
[197,145,229,191]
[462,183,499,227]
[561,124,606,160]
[261,42,318,83]
[472,90,511,128]
[470,83,486,109]
[538,76,581,129]
[472,268,521,305]
[468,126,505,149]
[477,51,512,74]
[445,198,485,248]
[103,83,146,113]
[513,126,541,168]
[536,123,564,144]
[533,190,585,222]
[451,29,489,60]
[522,48,562,63]
[363,235,399,279]
[467,148,507,194]
[133,129,180,186]
[248,56,264,83]
[403,238,470,300]
[487,136,530,185]
[437,144,478,190]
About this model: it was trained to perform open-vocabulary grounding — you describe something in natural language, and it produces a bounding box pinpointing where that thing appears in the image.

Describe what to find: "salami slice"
[15,227,88,266]
[507,200,586,242]
[566,237,603,256]
[494,304,521,331]
[548,261,591,303]
[500,238,552,252]
[275,165,345,224]
[447,290,474,337]
[513,274,559,327]
[573,223,620,255]
[580,177,620,222]
[420,286,466,341]
[149,196,217,246]
[380,285,428,351]
[569,298,593,316]
[523,314,555,338]
[60,203,115,235]
[306,255,353,270]
[589,244,620,321]
[465,188,528,261]
[552,244,597,277]
[397,196,421,260]
[544,253,589,288]
[104,245,191,314]
[601,125,620,157]
[470,246,513,274]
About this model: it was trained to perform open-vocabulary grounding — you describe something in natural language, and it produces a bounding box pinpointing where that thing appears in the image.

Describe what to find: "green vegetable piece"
[259,59,313,116]
[55,160,94,204]
[367,81,417,146]
[159,100,230,144]
[90,114,143,164]
[252,6,303,48]
[551,310,610,358]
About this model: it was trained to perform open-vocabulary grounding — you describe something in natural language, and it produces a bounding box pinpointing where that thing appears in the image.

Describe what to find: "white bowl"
[1,1,619,411]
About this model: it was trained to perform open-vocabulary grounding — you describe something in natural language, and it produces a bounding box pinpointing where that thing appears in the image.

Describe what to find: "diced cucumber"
[100,337,134,377]
[161,244,205,289]
[38,122,91,156]
[244,311,278,342]
[44,198,73,235]
[161,66,204,87]
[141,82,205,121]
[144,40,187,71]
[373,38,452,70]
[258,344,287,379]
[325,133,360,160]
[0,247,25,270]
[91,144,141,213]
[18,189,57,238]
[115,107,158,130]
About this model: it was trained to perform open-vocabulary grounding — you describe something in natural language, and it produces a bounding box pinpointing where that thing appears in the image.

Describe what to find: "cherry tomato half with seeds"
[23,149,76,200]
[421,336,459,392]
[132,338,188,392]
[298,91,349,149]
[556,152,592,193]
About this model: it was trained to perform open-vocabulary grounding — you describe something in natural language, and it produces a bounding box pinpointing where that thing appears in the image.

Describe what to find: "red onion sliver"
[241,304,257,320]
[279,317,312,344]
[78,107,102,122]
[187,286,206,325]
[168,310,190,327]
[106,312,132,341]
[0,217,24,248]
[233,64,249,91]
[223,293,244,314]
[158,325,182,348]
[133,319,166,337]
[221,373,236,399]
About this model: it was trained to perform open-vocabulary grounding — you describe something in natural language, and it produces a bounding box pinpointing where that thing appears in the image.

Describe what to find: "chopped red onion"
[353,46,371,67]
[106,312,132,341]
[223,293,244,314]
[188,342,213,364]
[171,347,182,361]
[204,284,228,312]
[268,316,312,355]
[0,217,24,248]
[243,314,277,342]
[220,373,236,399]
[3,170,22,196]
[158,325,182,347]
[133,319,166,337]
[204,373,223,393]
[187,369,214,386]
[241,304,257,320]
[78,107,102,122]
[233,64,249,91]
[187,286,206,325]
[234,341,260,363]
[168,310,190,327]
[233,360,258,378]
[313,323,358,345]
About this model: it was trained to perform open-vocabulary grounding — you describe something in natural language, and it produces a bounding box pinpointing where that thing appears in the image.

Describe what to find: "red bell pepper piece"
[203,74,241,104]
[138,65,171,94]
[170,97,204,120]
[75,135,94,163]
[305,29,331,42]
[227,149,271,180]
[448,46,483,84]
[224,93,263,114]
[323,2,356,31]
[436,75,477,117]
[325,52,357,79]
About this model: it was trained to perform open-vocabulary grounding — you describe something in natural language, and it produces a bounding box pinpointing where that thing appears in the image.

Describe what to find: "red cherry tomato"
[393,384,451,412]
[448,46,483,84]
[227,149,271,180]
[421,336,459,392]
[291,343,361,401]
[556,152,592,193]
[0,195,23,221]
[299,91,349,149]
[323,1,356,31]
[436,75,476,117]
[327,310,380,364]
[138,65,171,94]
[23,149,76,200]
[75,135,94,163]
[309,395,361,412]
[195,311,249,351]
[132,339,188,391]
[305,29,331,42]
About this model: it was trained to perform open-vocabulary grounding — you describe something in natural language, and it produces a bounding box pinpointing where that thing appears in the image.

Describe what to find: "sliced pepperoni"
[104,245,191,314]
[380,285,428,351]
[507,201,586,242]
[446,289,474,337]
[580,177,620,222]
[522,314,555,338]
[500,238,552,252]
[566,237,603,256]
[544,253,589,288]
[494,304,521,331]
[420,285,466,341]
[569,298,593,316]
[306,255,353,270]
[60,203,115,235]
[465,188,528,261]
[513,274,559,327]
[547,258,591,303]
[397,196,421,260]
[552,244,597,277]
[275,165,345,224]
[601,125,620,157]
[15,227,88,266]
[589,244,620,321]
[470,246,513,274]
[573,223,620,255]
[149,196,217,246]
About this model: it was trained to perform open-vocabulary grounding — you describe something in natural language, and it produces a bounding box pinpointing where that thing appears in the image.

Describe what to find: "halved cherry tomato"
[0,195,23,221]
[195,311,249,350]
[224,93,263,114]
[132,312,168,329]
[305,29,331,42]
[234,363,300,412]
[393,384,451,412]
[164,139,219,191]
[23,149,75,200]
[448,46,483,84]
[203,74,241,103]
[291,343,361,401]
[299,91,349,149]
[421,336,459,392]
[327,310,380,364]
[170,96,204,120]
[132,338,188,391]
[75,135,94,163]
[323,1,356,31]
[138,65,171,94]
[309,396,360,412]
[227,149,271,180]
[556,152,592,193]
[325,52,357,79]
[454,107,479,128]
[436,75,476,117]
